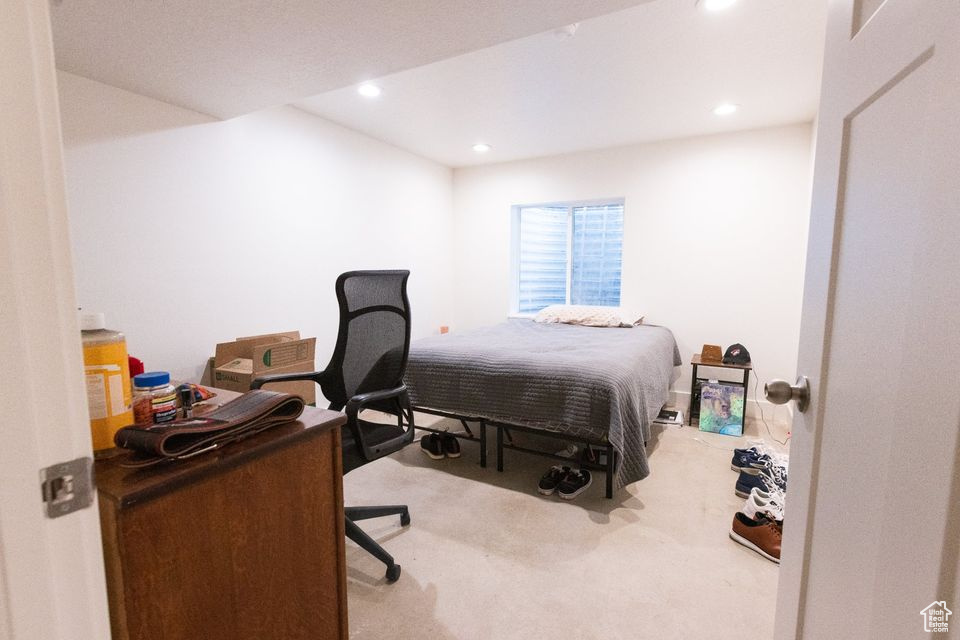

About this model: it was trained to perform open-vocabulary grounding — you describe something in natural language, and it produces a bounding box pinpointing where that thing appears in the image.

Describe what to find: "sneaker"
[419,433,444,460]
[440,433,461,458]
[748,486,786,511]
[729,512,782,564]
[555,444,579,459]
[756,464,788,491]
[735,469,782,498]
[744,440,791,470]
[742,487,785,521]
[731,447,771,472]
[538,465,569,496]
[557,468,592,500]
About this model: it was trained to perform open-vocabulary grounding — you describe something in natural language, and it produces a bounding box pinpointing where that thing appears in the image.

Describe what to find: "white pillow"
[533,305,644,328]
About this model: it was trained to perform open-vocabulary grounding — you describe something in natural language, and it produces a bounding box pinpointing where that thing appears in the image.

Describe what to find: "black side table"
[688,353,752,428]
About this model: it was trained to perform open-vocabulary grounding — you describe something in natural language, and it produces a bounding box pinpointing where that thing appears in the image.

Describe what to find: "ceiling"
[51,0,826,168]
[297,0,827,167]
[50,0,648,119]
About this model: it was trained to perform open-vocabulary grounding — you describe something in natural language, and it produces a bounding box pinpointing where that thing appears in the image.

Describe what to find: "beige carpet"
[343,416,781,640]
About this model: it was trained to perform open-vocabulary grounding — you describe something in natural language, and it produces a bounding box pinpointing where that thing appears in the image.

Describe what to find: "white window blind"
[515,201,624,314]
[571,203,623,307]
[517,206,569,314]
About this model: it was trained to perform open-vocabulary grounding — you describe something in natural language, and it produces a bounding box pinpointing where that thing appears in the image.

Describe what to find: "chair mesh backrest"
[320,271,411,407]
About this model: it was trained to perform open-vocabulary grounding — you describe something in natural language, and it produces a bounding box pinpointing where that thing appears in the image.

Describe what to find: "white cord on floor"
[693,436,739,451]
[751,362,790,446]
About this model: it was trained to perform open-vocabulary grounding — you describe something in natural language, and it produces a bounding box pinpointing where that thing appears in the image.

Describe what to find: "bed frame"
[412,406,620,499]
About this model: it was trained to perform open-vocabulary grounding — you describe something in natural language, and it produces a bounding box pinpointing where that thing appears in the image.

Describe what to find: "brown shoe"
[729,512,782,563]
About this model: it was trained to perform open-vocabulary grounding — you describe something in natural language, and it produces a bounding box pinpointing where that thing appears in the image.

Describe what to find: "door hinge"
[40,457,93,519]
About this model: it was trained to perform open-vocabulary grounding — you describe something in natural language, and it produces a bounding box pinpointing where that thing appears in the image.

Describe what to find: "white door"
[0,0,111,638]
[775,0,960,638]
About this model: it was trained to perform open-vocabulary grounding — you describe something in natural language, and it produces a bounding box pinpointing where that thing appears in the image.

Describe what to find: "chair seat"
[341,417,409,474]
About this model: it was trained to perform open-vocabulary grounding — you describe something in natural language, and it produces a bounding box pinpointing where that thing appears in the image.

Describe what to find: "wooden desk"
[96,391,348,640]
[687,353,752,428]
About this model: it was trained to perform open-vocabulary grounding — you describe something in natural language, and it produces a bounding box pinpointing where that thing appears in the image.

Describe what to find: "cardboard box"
[213,331,317,404]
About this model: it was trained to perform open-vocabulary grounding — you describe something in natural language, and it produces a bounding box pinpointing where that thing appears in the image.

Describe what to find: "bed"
[403,318,682,495]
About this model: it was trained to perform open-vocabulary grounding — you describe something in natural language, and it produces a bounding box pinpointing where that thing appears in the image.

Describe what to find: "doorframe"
[0,0,111,638]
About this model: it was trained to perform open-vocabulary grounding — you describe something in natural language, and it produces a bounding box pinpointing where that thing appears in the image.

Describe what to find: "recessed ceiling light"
[699,0,737,11]
[472,143,491,154]
[712,103,739,116]
[357,83,382,98]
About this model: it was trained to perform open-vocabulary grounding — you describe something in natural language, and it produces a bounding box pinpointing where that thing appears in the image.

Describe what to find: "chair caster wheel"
[400,512,411,527]
[386,564,401,582]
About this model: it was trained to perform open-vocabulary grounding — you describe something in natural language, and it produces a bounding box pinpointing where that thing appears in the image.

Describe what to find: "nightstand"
[687,353,752,428]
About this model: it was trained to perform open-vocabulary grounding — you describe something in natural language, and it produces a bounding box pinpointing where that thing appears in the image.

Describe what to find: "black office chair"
[251,270,415,582]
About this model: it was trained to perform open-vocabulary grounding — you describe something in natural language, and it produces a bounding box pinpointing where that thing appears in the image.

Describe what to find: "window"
[513,201,624,314]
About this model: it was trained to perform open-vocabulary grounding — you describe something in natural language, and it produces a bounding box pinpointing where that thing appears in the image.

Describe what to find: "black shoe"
[420,433,444,460]
[557,468,592,500]
[440,433,461,458]
[538,465,569,496]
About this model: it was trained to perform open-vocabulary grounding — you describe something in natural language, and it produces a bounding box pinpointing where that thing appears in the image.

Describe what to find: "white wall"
[58,71,454,383]
[452,123,813,418]
[59,72,811,421]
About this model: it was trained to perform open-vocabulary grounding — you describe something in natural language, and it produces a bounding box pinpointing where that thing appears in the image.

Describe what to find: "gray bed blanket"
[404,319,682,489]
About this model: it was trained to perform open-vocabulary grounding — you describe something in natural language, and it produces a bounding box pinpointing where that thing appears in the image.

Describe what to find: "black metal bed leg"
[605,444,615,499]
[496,426,504,472]
[479,422,487,468]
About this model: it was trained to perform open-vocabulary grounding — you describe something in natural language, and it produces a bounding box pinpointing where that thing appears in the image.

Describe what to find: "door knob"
[764,376,811,413]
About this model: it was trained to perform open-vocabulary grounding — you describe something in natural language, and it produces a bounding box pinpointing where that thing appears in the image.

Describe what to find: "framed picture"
[698,382,745,437]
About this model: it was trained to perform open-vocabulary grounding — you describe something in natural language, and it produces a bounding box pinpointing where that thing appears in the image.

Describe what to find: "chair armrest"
[250,370,326,390]
[344,385,415,462]
[345,385,408,417]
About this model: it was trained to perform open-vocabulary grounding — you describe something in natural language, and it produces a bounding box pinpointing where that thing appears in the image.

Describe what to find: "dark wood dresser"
[95,395,348,640]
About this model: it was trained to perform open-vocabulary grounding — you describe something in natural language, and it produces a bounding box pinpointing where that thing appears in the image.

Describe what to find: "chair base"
[344,505,410,582]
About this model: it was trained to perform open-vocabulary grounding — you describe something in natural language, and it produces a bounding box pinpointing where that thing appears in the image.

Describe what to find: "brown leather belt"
[114,390,306,468]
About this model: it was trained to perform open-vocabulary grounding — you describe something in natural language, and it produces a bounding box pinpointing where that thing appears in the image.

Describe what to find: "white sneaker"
[741,487,785,521]
[750,486,786,506]
[555,444,578,459]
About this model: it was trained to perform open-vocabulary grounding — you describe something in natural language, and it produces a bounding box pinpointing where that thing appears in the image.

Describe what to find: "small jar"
[132,371,178,425]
